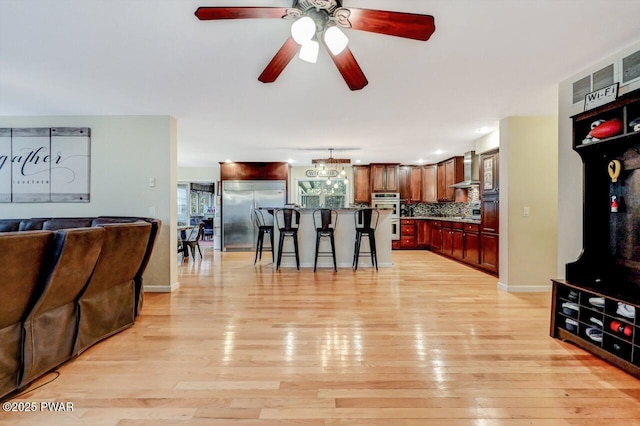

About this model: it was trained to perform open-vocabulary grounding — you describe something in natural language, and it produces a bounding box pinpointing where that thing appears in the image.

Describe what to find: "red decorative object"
[610,320,632,336]
[590,118,623,139]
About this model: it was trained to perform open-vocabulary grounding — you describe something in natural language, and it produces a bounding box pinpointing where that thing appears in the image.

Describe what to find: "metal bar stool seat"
[313,209,338,272]
[353,208,379,271]
[254,209,274,264]
[275,208,301,271]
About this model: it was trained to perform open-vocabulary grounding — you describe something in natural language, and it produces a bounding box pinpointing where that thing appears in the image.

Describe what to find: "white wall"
[178,166,220,183]
[475,130,500,154]
[0,115,178,291]
[557,40,640,278]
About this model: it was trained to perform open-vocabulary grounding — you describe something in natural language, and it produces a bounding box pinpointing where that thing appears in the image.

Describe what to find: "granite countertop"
[400,215,481,224]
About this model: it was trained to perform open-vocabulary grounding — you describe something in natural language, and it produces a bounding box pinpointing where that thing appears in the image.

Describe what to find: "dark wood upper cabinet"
[220,162,289,181]
[421,164,437,203]
[436,157,464,202]
[480,150,499,197]
[352,165,371,204]
[399,166,422,202]
[371,164,399,192]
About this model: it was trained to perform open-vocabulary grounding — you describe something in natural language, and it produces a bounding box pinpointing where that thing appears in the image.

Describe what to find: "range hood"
[450,151,480,188]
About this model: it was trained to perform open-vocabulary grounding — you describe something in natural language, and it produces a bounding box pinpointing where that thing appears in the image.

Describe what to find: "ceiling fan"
[194,0,436,91]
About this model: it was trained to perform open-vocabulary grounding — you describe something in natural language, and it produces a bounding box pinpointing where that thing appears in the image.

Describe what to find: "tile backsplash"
[400,186,480,217]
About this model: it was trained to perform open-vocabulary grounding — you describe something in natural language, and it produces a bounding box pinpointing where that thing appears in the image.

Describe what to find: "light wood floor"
[4,246,640,425]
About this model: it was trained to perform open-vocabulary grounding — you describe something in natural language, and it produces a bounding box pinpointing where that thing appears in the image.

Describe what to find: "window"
[298,179,348,208]
[177,184,189,226]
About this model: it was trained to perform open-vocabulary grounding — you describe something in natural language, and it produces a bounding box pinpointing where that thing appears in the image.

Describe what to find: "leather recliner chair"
[0,231,53,400]
[19,227,105,389]
[73,222,152,355]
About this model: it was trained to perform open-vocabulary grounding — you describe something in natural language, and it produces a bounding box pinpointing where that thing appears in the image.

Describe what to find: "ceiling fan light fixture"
[324,26,348,55]
[299,40,319,63]
[291,16,316,45]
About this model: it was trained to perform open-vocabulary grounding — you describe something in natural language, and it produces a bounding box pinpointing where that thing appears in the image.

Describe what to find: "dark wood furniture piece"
[399,218,416,249]
[220,162,290,196]
[480,150,499,275]
[480,150,499,197]
[352,165,371,204]
[462,223,481,265]
[417,219,431,248]
[399,166,422,203]
[436,156,464,202]
[550,88,640,378]
[421,164,438,203]
[370,164,399,193]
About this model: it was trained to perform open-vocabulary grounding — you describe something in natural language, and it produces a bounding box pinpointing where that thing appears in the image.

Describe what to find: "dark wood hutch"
[551,88,640,377]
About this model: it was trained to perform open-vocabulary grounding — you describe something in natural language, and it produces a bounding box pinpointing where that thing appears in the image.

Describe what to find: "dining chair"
[183,223,204,259]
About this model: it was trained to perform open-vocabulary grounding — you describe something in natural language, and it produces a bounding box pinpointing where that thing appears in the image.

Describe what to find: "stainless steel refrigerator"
[222,180,286,251]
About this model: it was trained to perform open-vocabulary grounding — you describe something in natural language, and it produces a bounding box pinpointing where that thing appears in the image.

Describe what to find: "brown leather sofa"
[0,216,160,400]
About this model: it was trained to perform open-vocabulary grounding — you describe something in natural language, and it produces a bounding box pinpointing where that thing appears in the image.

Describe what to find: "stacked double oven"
[370,192,400,240]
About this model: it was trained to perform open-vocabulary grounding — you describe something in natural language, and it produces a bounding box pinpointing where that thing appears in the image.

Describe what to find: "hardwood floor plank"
[2,249,640,425]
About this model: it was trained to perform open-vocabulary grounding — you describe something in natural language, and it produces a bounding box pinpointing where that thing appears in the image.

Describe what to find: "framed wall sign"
[584,83,619,111]
[0,127,90,203]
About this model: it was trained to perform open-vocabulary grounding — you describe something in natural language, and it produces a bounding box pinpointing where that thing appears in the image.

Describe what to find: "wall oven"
[371,192,400,240]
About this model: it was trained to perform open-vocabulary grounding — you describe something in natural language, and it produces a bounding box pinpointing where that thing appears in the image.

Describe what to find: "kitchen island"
[269,208,392,270]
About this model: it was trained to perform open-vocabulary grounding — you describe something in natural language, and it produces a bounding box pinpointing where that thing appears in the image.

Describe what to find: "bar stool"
[275,208,301,271]
[353,208,379,271]
[313,209,338,272]
[254,208,274,264]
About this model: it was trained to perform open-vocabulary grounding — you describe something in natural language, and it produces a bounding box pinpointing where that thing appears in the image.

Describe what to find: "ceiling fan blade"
[258,37,300,84]
[325,45,368,91]
[346,8,435,41]
[194,7,288,20]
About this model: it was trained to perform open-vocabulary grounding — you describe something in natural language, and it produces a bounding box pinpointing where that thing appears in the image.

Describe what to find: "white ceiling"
[1,0,640,167]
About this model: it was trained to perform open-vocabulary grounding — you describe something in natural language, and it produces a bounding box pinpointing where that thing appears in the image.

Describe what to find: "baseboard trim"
[144,281,180,293]
[497,281,552,293]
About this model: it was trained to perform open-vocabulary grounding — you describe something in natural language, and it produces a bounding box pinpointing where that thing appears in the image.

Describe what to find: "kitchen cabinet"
[480,231,499,274]
[479,149,499,275]
[417,220,431,248]
[371,164,399,192]
[481,197,499,234]
[480,150,499,197]
[480,197,499,274]
[399,166,422,202]
[441,221,463,259]
[430,220,443,252]
[352,165,370,204]
[399,219,416,249]
[436,157,464,202]
[421,164,437,203]
[462,223,480,264]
